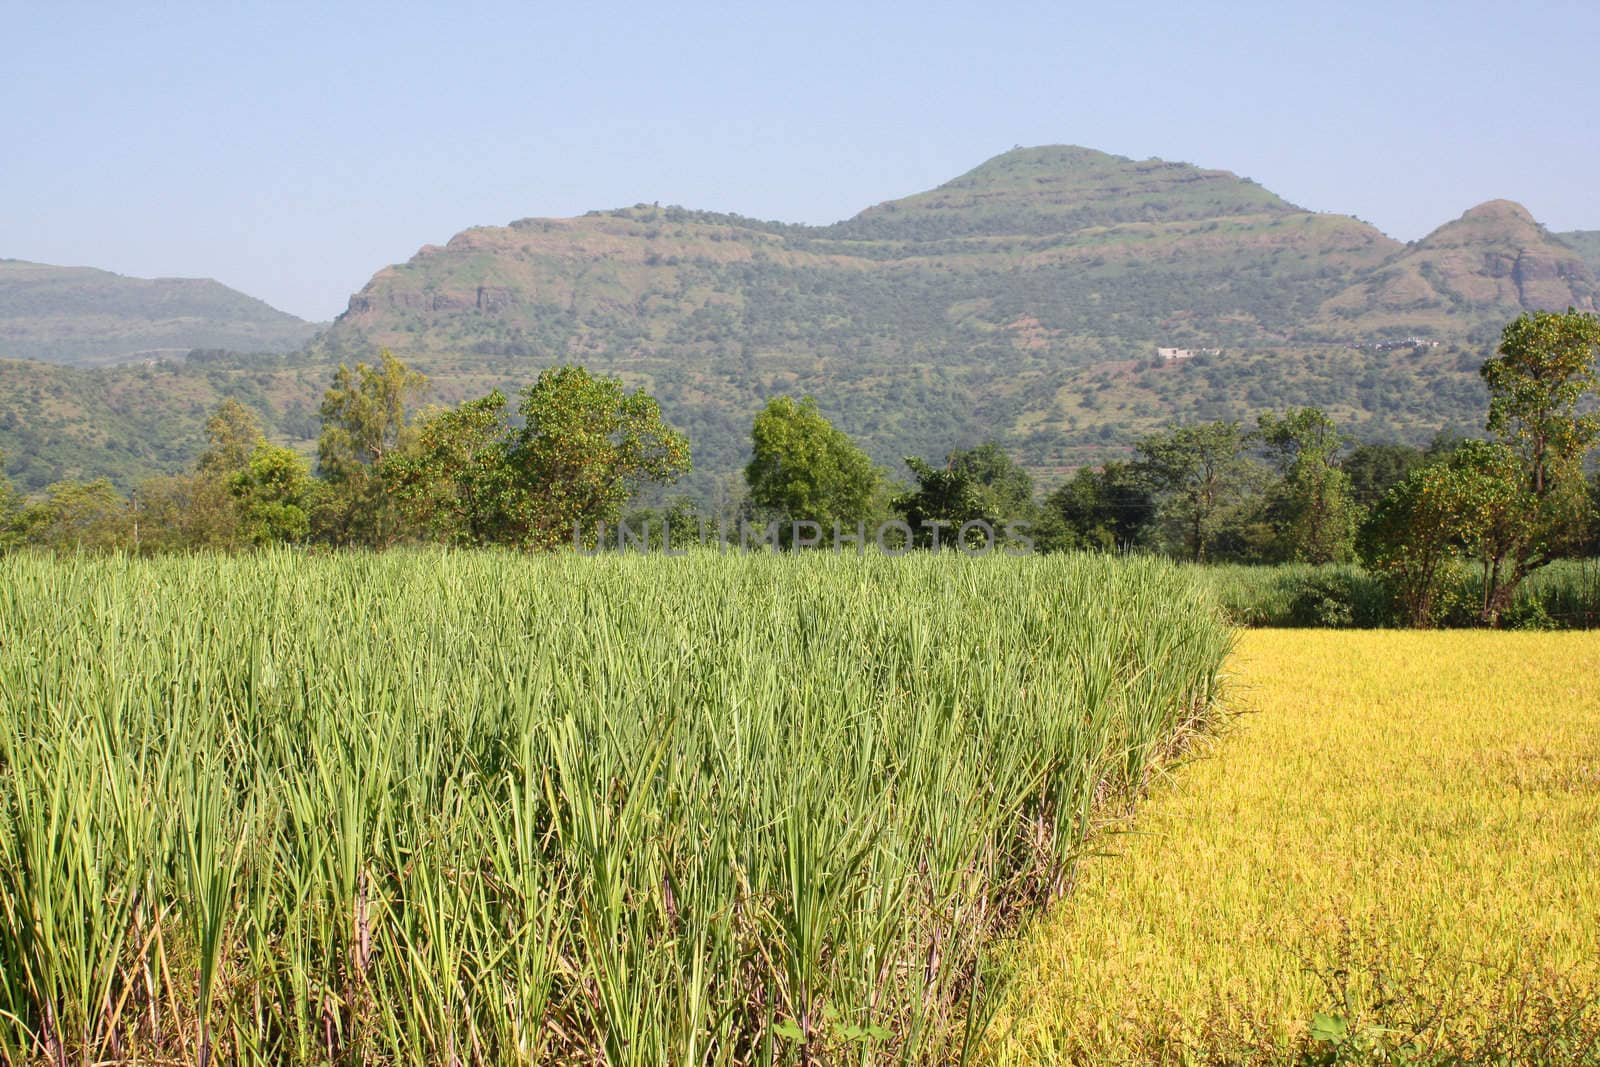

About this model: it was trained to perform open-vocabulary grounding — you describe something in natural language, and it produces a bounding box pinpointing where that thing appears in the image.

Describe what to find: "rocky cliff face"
[1318,200,1598,331]
[1557,230,1600,277]
[300,148,1599,494]
[320,145,1407,365]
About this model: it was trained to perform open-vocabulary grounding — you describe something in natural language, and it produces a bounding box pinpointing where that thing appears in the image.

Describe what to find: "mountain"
[324,146,1401,364]
[0,351,326,491]
[821,144,1306,237]
[1319,202,1598,335]
[3,146,1596,497]
[1559,230,1600,276]
[315,146,1421,488]
[0,259,323,367]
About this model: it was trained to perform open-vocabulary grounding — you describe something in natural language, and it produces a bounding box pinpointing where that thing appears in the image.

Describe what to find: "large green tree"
[1362,311,1600,626]
[1039,461,1153,552]
[894,442,1034,549]
[315,350,427,546]
[229,443,313,546]
[506,366,691,548]
[745,397,881,543]
[1135,421,1260,562]
[1470,310,1600,621]
[387,367,690,550]
[1360,456,1474,627]
[386,392,518,547]
[1258,407,1361,563]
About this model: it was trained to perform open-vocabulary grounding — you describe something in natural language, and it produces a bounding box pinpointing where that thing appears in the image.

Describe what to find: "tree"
[229,443,313,546]
[386,392,518,547]
[1135,421,1260,562]
[197,398,264,476]
[1039,461,1153,552]
[505,367,691,548]
[745,397,881,542]
[17,480,129,552]
[173,398,271,550]
[1442,441,1540,624]
[947,442,1035,521]
[120,398,277,553]
[1258,407,1361,563]
[315,350,427,546]
[1483,310,1600,497]
[1470,310,1600,621]
[1360,459,1473,627]
[1342,442,1426,511]
[894,442,1035,549]
[385,367,691,550]
[895,456,990,549]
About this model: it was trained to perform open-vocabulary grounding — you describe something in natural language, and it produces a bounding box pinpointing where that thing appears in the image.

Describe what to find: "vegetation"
[6,148,1597,498]
[1257,408,1360,564]
[1200,560,1600,630]
[1363,311,1600,624]
[390,366,692,549]
[313,351,428,546]
[3,311,1596,631]
[0,258,319,367]
[0,549,1228,1065]
[1135,421,1262,562]
[893,442,1036,549]
[745,396,884,540]
[985,630,1600,1065]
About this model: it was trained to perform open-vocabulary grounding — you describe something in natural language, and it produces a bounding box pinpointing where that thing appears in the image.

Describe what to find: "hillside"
[0,259,322,366]
[1559,230,1600,276]
[1318,202,1599,337]
[4,146,1597,497]
[0,352,328,491]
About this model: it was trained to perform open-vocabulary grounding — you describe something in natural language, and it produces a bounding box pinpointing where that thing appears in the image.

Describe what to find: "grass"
[0,548,1229,1065]
[1202,559,1600,629]
[984,629,1600,1065]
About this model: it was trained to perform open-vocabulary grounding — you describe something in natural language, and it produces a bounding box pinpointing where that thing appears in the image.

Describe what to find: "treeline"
[711,311,1599,626]
[0,353,690,555]
[2,311,1597,626]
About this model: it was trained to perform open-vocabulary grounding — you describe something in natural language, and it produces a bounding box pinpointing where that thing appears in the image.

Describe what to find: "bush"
[1287,572,1359,628]
[1501,598,1557,631]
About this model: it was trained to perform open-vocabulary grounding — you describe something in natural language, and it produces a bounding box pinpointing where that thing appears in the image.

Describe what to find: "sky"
[4,0,1597,321]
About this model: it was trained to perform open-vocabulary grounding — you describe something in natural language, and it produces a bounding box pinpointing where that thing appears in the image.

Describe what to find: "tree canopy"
[745,397,882,538]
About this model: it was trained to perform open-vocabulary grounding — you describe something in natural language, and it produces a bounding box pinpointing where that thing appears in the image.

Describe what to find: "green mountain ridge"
[2,146,1596,496]
[0,259,323,367]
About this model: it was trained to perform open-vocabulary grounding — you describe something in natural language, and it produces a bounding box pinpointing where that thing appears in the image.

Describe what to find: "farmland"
[0,549,1228,1065]
[986,630,1600,1064]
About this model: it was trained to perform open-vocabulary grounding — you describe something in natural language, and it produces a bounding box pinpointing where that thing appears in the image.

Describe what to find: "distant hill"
[0,351,329,491]
[1318,202,1598,335]
[1558,230,1600,277]
[0,259,323,367]
[3,146,1597,496]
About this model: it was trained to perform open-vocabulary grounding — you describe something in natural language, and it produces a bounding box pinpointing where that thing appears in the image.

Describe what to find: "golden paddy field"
[985,630,1600,1065]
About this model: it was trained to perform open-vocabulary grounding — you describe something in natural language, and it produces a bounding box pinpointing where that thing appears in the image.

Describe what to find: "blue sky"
[4,0,1596,321]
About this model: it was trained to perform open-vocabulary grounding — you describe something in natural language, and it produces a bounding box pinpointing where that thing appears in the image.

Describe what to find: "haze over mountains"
[0,259,322,366]
[2,146,1596,495]
[1561,230,1600,276]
